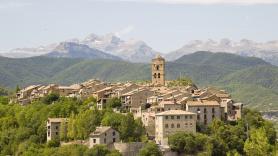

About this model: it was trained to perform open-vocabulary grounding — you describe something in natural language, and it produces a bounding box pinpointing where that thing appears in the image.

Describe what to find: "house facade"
[47,118,68,142]
[155,110,197,146]
[89,126,120,148]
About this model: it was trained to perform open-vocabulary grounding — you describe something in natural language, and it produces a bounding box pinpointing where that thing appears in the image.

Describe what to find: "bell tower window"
[156,65,160,70]
[158,73,160,78]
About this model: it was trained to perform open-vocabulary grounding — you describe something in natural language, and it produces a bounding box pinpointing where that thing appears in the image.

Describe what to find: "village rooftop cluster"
[14,55,243,155]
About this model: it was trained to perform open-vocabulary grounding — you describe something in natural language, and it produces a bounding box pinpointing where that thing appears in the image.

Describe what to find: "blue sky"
[0,0,278,53]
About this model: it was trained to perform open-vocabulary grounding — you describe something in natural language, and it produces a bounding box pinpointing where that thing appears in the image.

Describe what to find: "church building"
[152,55,165,86]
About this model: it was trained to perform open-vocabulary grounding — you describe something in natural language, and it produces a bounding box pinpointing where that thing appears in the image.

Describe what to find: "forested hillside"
[0,52,278,110]
[0,94,276,155]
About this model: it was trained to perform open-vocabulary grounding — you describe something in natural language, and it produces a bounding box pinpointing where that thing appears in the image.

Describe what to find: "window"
[105,133,107,136]
[158,73,161,78]
[47,126,50,130]
[93,139,96,143]
[185,116,188,119]
[113,138,116,142]
[197,114,200,120]
[156,65,160,70]
[48,132,50,137]
[165,124,169,128]
[190,123,193,126]
[197,108,201,113]
[55,132,58,135]
[204,108,207,113]
[212,108,215,113]
[56,126,58,130]
[171,116,174,119]
[204,114,207,120]
[204,119,207,125]
[171,124,174,128]
[212,114,215,119]
[189,115,192,119]
[154,73,157,78]
[177,124,180,128]
[185,123,188,126]
[165,116,168,119]
[104,138,106,143]
[113,131,116,136]
[177,116,180,119]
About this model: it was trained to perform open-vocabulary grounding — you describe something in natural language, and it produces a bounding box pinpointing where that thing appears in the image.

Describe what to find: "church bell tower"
[152,55,165,86]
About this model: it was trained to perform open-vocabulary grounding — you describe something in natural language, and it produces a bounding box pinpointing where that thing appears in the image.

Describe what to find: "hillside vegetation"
[0,94,276,155]
[0,52,278,110]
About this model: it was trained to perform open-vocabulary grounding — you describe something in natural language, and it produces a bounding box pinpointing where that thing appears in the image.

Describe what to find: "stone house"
[186,100,222,125]
[120,88,154,110]
[89,126,120,148]
[16,85,42,105]
[47,118,68,142]
[155,110,197,146]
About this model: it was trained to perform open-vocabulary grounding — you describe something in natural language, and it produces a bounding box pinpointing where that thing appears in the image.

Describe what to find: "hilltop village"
[14,55,243,155]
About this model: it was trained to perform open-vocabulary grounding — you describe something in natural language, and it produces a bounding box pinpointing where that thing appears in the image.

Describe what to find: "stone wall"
[110,142,145,156]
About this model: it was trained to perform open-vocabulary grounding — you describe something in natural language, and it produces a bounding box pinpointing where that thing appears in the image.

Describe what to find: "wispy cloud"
[0,1,32,9]
[115,25,135,37]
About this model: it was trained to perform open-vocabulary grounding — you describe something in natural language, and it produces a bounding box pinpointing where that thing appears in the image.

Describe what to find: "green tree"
[0,96,9,105]
[60,120,67,141]
[139,142,162,156]
[42,93,60,104]
[208,119,245,154]
[15,85,20,93]
[244,128,271,156]
[47,137,60,147]
[67,113,78,140]
[85,144,110,156]
[106,97,122,108]
[167,77,193,87]
[101,112,125,131]
[206,136,228,156]
[168,132,208,154]
[83,96,97,106]
[119,113,135,142]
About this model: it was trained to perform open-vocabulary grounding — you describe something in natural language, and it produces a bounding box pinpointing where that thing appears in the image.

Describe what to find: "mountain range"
[167,39,278,66]
[46,42,121,60]
[0,33,158,63]
[1,34,278,65]
[0,51,277,111]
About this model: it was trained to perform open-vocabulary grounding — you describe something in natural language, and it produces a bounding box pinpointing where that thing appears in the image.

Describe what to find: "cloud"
[155,0,278,5]
[115,25,135,37]
[0,1,32,9]
[99,0,278,5]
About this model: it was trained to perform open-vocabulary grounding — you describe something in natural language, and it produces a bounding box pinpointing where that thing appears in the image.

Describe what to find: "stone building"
[47,118,68,141]
[186,100,221,125]
[120,88,154,110]
[89,126,120,148]
[158,99,182,111]
[152,55,165,86]
[155,110,196,146]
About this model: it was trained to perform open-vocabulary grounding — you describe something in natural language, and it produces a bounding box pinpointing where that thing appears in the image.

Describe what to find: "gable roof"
[90,126,114,137]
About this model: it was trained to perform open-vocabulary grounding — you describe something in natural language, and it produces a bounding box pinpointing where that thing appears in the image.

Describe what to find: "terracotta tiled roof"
[187,100,220,106]
[156,110,196,116]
